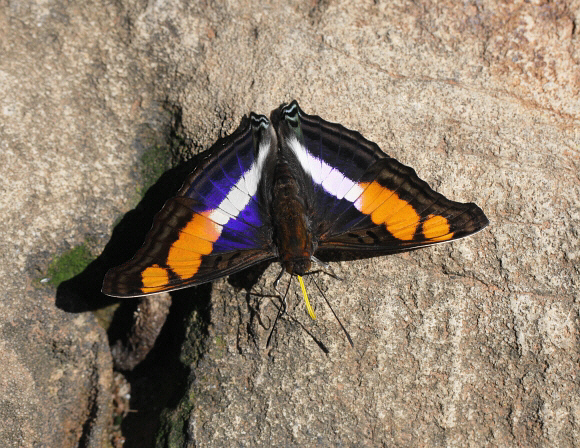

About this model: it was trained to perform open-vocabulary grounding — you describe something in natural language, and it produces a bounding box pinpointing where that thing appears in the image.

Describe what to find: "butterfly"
[102,100,489,310]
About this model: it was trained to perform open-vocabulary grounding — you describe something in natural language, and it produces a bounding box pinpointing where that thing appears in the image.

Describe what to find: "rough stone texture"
[0,1,155,446]
[1,0,579,447]
[168,1,580,447]
[0,290,112,447]
[112,293,172,371]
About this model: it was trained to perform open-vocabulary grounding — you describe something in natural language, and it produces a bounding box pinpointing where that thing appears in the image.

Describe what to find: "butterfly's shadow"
[50,128,372,443]
[54,154,203,312]
[53,151,216,446]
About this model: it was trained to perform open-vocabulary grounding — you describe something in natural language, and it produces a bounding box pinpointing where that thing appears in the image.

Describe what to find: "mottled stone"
[1,0,578,446]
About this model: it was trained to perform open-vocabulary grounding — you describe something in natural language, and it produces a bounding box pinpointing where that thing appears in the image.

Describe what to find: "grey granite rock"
[1,0,578,447]
[0,1,155,446]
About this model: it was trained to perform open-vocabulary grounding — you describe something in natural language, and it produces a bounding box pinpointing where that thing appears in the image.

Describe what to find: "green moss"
[46,244,94,287]
[180,310,208,366]
[215,335,226,347]
[138,144,171,196]
[112,213,124,229]
[214,335,227,358]
[156,394,195,448]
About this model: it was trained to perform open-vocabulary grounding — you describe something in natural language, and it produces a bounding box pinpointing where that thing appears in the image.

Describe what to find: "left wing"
[102,113,277,297]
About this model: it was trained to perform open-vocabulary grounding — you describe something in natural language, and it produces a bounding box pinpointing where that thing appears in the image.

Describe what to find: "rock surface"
[0,290,112,447]
[1,0,579,447]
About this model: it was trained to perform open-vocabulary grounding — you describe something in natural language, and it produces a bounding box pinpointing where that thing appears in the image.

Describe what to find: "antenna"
[311,276,354,348]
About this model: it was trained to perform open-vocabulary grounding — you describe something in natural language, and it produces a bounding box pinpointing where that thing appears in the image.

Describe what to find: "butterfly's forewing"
[275,102,385,232]
[276,101,488,257]
[102,114,276,298]
[317,157,489,253]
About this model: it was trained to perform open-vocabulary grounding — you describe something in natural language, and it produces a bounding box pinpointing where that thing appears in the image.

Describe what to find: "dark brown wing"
[272,101,488,258]
[315,157,488,255]
[102,113,277,298]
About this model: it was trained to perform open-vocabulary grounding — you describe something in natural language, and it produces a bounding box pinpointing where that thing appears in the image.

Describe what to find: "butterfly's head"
[283,256,312,276]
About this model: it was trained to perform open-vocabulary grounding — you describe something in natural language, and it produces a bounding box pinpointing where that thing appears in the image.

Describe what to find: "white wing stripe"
[219,197,241,216]
[287,135,362,204]
[321,168,345,194]
[209,135,271,225]
[344,184,364,203]
[227,186,249,207]
[209,208,230,225]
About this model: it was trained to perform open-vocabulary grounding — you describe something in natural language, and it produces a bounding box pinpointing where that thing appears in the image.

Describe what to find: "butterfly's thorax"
[270,158,314,276]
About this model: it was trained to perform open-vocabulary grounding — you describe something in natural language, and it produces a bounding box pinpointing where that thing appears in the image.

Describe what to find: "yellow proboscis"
[297,275,316,320]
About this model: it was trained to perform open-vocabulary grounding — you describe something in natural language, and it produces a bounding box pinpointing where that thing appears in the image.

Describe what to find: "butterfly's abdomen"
[270,160,314,276]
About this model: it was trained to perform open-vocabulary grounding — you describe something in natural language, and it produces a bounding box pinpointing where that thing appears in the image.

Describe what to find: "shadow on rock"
[119,285,211,448]
[54,156,199,314]
[54,153,213,447]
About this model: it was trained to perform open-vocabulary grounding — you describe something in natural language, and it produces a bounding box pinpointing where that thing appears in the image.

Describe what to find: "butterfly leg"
[267,270,294,347]
[311,255,329,269]
[272,265,285,293]
[311,278,354,348]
